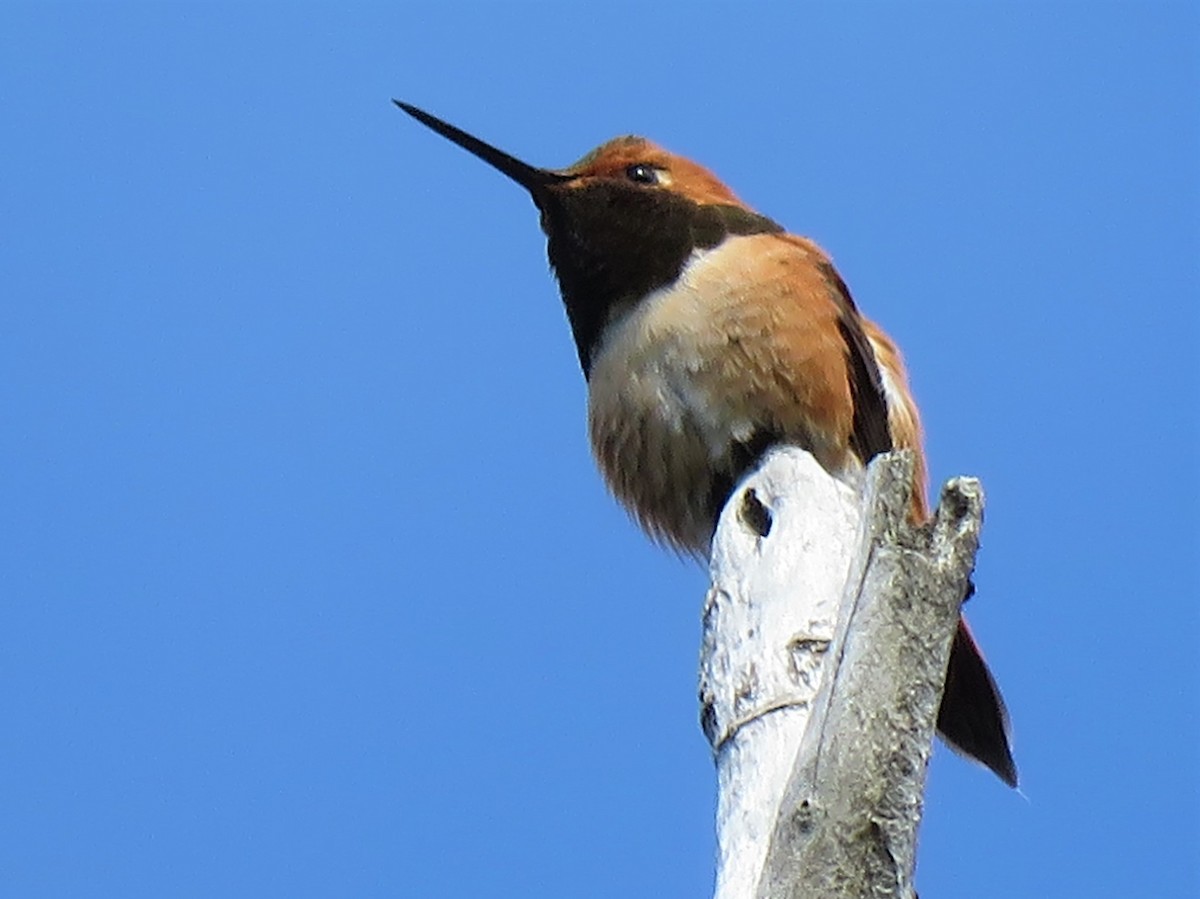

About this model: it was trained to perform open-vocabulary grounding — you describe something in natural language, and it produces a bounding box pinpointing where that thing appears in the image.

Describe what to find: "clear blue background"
[3,3,1197,897]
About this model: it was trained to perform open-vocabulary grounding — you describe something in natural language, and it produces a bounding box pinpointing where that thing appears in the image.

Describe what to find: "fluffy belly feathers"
[585,236,859,552]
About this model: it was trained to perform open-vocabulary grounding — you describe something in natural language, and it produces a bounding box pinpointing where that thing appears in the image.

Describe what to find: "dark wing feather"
[817,262,893,461]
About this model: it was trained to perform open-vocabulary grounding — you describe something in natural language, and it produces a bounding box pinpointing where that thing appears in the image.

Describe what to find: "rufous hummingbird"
[394,100,1017,787]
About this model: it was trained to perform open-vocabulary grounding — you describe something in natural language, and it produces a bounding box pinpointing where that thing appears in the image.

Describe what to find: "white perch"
[699,447,982,899]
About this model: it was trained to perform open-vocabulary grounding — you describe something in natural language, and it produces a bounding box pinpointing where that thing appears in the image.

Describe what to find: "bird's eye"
[625,163,660,185]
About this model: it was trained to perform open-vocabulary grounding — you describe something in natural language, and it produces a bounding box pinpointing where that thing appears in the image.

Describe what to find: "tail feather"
[936,618,1018,787]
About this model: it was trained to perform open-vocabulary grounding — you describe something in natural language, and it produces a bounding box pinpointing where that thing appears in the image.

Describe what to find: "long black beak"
[393,100,570,194]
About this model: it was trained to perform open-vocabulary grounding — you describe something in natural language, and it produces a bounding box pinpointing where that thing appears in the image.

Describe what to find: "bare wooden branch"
[699,448,983,899]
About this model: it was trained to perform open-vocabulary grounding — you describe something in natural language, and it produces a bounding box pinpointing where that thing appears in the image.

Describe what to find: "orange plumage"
[396,103,1016,787]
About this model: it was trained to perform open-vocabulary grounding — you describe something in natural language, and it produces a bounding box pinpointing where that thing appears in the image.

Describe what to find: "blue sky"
[2,3,1197,897]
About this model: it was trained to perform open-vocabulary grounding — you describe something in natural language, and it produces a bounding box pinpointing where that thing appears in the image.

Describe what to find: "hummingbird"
[394,100,1017,788]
